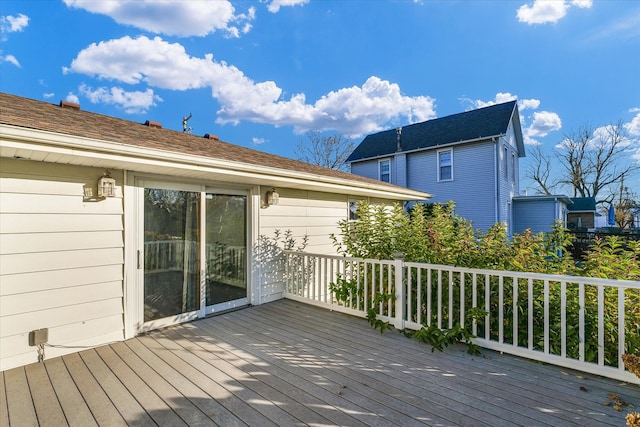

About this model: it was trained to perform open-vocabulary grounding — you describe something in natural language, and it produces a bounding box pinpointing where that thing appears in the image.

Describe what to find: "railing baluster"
[448,270,454,329]
[437,269,443,330]
[579,282,585,362]
[460,272,465,328]
[426,267,431,326]
[472,272,478,337]
[598,284,605,366]
[417,267,423,325]
[528,278,533,351]
[618,286,625,371]
[484,274,490,341]
[407,267,413,324]
[544,279,549,354]
[498,275,504,345]
[513,277,518,347]
[561,281,567,358]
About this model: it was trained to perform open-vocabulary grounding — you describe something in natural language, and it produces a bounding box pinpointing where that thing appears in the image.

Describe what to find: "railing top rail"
[404,262,640,288]
[283,250,397,266]
[282,250,640,288]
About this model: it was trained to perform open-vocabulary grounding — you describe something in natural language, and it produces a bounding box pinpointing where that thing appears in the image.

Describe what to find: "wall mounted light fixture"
[265,187,279,207]
[97,170,116,199]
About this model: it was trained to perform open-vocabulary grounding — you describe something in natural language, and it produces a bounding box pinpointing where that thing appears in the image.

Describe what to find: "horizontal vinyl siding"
[258,189,352,303]
[0,159,124,371]
[512,200,558,234]
[407,142,497,231]
[350,161,380,182]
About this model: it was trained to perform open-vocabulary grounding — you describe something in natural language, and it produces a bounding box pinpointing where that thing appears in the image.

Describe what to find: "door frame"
[123,173,259,338]
[202,187,250,316]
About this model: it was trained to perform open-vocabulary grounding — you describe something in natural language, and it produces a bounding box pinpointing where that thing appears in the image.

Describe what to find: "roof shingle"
[348,100,519,162]
[0,92,418,192]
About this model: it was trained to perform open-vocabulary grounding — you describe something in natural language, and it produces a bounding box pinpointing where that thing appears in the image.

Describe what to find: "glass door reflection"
[143,188,199,321]
[205,194,247,307]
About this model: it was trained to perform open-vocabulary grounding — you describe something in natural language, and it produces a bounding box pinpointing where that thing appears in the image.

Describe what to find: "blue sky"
[1,0,639,196]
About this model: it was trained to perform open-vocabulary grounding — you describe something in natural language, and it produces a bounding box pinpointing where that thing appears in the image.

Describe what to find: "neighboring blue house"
[348,100,525,233]
[512,195,572,234]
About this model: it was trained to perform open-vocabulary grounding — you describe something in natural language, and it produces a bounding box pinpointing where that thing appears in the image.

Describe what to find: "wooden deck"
[2,299,638,427]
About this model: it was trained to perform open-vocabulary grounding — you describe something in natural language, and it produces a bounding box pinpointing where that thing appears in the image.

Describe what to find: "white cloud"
[267,0,310,13]
[1,54,20,67]
[43,93,55,99]
[465,92,540,112]
[79,84,162,114]
[64,36,435,136]
[66,93,80,104]
[465,93,561,145]
[625,111,640,137]
[252,137,266,145]
[0,13,29,33]
[63,0,254,38]
[517,0,592,25]
[526,111,562,137]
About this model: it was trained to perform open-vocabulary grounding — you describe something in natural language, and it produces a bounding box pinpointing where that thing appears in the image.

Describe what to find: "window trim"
[378,158,391,183]
[437,148,453,182]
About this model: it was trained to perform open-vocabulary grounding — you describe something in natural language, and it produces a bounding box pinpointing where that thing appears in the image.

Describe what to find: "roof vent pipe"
[396,127,402,152]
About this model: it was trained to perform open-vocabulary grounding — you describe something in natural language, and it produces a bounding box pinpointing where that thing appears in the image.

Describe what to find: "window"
[438,149,452,181]
[503,146,509,179]
[349,200,359,221]
[379,159,391,183]
[511,152,516,181]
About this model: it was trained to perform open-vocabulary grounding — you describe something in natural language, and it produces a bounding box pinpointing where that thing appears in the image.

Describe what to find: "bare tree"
[525,144,557,195]
[527,121,639,204]
[294,131,355,172]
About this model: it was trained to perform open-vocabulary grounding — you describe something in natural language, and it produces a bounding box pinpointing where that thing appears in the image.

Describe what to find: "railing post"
[393,252,405,330]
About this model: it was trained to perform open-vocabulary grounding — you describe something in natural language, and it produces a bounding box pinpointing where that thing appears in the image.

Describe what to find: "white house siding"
[257,188,351,303]
[0,159,124,371]
[407,142,497,231]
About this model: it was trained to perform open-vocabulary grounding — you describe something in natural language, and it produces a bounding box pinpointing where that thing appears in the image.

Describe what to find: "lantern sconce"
[264,187,279,207]
[97,170,116,199]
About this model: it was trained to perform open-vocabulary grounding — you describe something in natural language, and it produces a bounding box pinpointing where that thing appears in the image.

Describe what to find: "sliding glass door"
[141,184,248,325]
[143,188,200,321]
[205,193,248,312]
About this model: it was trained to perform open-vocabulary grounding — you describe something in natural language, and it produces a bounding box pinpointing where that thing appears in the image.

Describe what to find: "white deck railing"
[283,251,640,384]
[145,240,246,284]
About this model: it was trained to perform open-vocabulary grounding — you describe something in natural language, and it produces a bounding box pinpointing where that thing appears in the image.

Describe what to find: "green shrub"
[330,201,640,365]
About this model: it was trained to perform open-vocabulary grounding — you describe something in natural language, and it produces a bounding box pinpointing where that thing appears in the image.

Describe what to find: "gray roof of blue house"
[347,100,523,162]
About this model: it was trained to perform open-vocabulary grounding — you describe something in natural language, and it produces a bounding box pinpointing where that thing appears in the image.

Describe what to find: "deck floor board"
[2,299,638,426]
[254,301,622,426]
[23,362,67,427]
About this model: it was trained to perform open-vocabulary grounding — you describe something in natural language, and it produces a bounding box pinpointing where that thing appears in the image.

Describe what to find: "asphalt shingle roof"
[0,92,418,192]
[347,100,519,162]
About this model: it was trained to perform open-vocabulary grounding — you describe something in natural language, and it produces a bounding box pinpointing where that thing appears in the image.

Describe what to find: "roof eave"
[0,124,430,201]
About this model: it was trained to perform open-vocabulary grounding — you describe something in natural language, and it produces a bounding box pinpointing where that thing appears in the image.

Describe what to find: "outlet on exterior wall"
[28,328,48,346]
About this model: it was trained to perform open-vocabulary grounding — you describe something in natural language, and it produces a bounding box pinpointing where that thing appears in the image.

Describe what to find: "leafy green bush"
[330,201,640,365]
